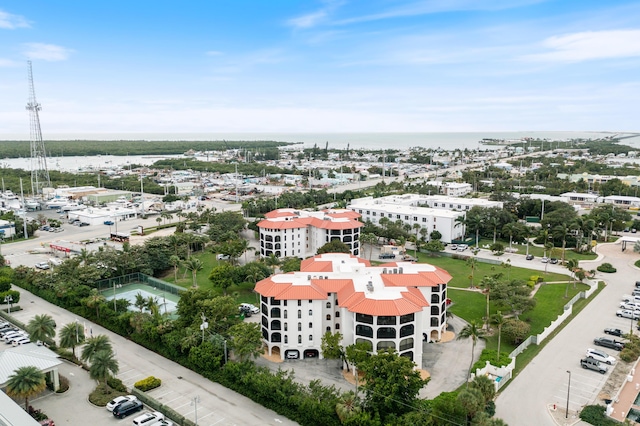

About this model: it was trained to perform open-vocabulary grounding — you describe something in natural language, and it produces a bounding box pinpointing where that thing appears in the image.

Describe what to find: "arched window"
[326,314,331,321]
[377,341,396,351]
[284,335,288,344]
[355,324,373,338]
[309,322,313,329]
[377,327,396,339]
[271,332,281,343]
[356,313,373,324]
[335,311,340,318]
[270,307,281,318]
[400,338,414,351]
[270,320,281,331]
[326,302,331,308]
[377,316,397,325]
[283,310,287,319]
[335,323,340,330]
[298,322,302,331]
[284,323,288,331]
[326,326,331,332]
[400,324,414,337]
[298,310,302,319]
[298,335,302,344]
[355,338,372,351]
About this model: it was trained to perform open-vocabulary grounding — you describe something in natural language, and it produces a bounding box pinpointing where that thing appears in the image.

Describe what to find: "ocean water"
[1,131,637,151]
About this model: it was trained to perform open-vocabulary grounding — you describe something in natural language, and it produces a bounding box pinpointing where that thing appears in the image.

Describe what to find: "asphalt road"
[494,242,635,425]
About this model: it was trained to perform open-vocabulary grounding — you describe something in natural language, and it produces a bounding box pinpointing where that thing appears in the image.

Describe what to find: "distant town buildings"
[254,253,452,361]
[257,208,363,259]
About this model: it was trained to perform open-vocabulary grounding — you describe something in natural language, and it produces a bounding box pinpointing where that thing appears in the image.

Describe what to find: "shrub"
[134,376,162,391]
[596,263,616,273]
[635,259,640,268]
[107,376,128,392]
[0,289,20,304]
[471,349,512,372]
[579,405,618,425]
[57,375,70,393]
[502,318,531,345]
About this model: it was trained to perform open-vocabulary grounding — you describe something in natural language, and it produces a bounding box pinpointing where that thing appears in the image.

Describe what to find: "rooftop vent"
[307,275,311,280]
[383,268,387,274]
[366,281,374,292]
[399,267,403,274]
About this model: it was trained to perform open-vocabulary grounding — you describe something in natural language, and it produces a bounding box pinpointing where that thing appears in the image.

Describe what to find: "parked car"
[112,400,143,419]
[456,244,468,252]
[449,244,458,250]
[619,302,640,311]
[149,420,174,426]
[525,254,534,260]
[35,262,50,270]
[540,256,549,263]
[586,348,616,365]
[378,253,396,259]
[593,337,625,351]
[604,328,625,337]
[78,222,90,227]
[103,220,114,225]
[240,303,260,314]
[635,281,640,288]
[12,336,31,346]
[622,295,640,304]
[580,356,608,374]
[549,258,559,264]
[105,395,137,412]
[132,411,164,426]
[616,309,640,320]
[216,254,230,260]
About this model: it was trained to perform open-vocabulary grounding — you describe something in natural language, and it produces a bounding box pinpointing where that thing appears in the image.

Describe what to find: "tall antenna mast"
[26,60,50,195]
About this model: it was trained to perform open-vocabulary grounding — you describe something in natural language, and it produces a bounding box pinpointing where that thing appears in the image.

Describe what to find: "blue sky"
[1,0,639,135]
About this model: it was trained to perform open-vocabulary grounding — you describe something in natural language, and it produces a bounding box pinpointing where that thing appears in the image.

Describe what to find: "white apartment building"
[257,209,363,259]
[443,182,473,197]
[348,194,491,243]
[255,253,452,361]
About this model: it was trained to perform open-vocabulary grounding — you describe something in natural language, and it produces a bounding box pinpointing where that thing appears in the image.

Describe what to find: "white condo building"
[348,194,504,243]
[257,209,364,259]
[255,253,452,361]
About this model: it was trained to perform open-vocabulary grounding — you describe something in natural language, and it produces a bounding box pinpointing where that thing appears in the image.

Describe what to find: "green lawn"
[472,237,597,262]
[417,254,571,289]
[448,282,590,355]
[159,252,261,305]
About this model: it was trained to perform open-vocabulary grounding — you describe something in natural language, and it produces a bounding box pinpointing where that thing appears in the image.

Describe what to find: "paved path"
[495,241,636,425]
[9,288,298,426]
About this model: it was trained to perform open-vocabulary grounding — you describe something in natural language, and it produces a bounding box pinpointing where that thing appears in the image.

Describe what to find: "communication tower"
[26,60,50,194]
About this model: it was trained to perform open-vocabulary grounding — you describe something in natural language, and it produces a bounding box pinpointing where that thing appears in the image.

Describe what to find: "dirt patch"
[440,331,456,343]
[260,351,283,363]
[601,360,634,402]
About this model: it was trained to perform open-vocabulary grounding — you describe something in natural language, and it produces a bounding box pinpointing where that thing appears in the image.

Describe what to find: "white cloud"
[522,29,640,62]
[22,43,73,61]
[0,58,20,67]
[205,50,223,56]
[0,10,30,29]
[287,11,328,29]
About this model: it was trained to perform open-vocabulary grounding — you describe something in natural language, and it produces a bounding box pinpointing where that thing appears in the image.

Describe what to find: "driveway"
[495,242,636,425]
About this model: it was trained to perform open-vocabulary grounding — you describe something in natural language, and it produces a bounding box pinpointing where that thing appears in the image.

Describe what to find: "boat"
[61,202,85,212]
[45,197,70,209]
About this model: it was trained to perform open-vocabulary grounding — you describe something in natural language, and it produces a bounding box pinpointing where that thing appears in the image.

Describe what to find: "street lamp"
[4,295,13,314]
[566,370,571,419]
[200,313,208,343]
[190,395,201,426]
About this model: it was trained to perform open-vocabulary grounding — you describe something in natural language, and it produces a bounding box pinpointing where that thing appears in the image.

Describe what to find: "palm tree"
[457,320,484,387]
[89,350,119,388]
[491,312,506,363]
[502,223,518,253]
[565,258,579,296]
[134,292,146,312]
[169,255,181,282]
[59,322,85,358]
[488,216,501,244]
[264,253,281,274]
[5,366,46,410]
[335,391,362,422]
[84,289,106,319]
[26,314,57,346]
[183,258,204,288]
[466,256,478,288]
[81,335,113,363]
[360,233,377,261]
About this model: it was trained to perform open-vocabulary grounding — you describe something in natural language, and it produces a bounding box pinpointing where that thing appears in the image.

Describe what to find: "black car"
[604,328,624,337]
[112,400,143,419]
[593,337,624,351]
[525,254,534,260]
[78,222,90,227]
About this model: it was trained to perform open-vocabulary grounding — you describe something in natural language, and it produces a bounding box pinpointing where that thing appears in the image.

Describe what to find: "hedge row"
[131,387,196,426]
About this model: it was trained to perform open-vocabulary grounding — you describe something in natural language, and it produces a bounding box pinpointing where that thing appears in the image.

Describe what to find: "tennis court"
[100,278,182,316]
